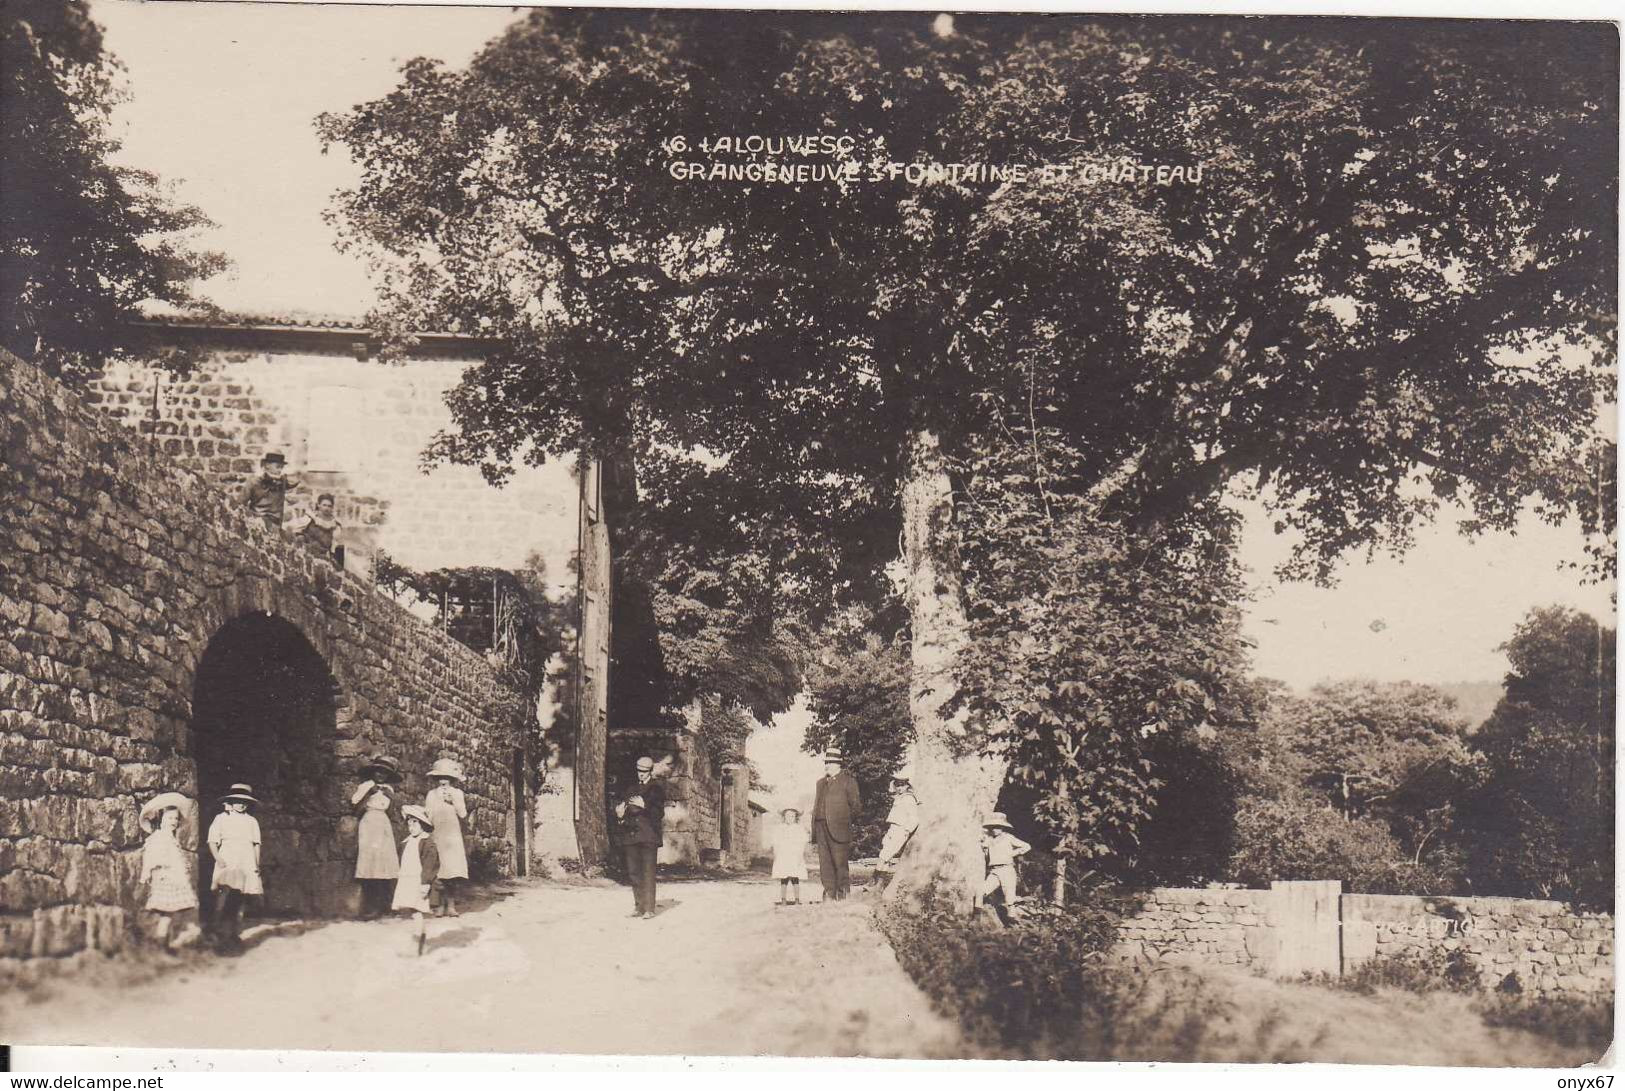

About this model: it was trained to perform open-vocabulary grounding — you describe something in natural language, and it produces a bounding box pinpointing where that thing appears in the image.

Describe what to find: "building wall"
[88,346,576,582]
[1110,882,1614,997]
[0,348,531,978]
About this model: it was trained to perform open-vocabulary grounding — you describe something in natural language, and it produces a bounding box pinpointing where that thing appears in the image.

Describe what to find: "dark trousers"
[212,888,245,945]
[813,820,851,900]
[625,843,657,914]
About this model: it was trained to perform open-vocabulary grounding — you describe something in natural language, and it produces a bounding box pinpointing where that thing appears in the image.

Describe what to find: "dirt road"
[5,878,964,1059]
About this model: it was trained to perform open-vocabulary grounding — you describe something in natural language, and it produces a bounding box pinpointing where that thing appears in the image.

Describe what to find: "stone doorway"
[191,612,345,919]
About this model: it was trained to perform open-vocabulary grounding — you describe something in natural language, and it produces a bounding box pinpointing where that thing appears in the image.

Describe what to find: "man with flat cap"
[615,755,666,919]
[810,748,861,901]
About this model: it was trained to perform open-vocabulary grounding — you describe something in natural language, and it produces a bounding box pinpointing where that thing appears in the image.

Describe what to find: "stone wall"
[0,347,532,976]
[90,336,576,583]
[606,718,727,868]
[1343,894,1614,996]
[1111,881,1613,997]
[1112,887,1278,971]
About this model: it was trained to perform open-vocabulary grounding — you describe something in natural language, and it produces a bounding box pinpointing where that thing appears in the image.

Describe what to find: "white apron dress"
[392,831,434,913]
[352,782,399,879]
[207,811,263,895]
[770,822,809,880]
[424,786,468,880]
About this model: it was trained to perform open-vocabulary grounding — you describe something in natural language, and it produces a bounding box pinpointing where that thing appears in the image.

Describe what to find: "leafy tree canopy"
[2,0,226,380]
[321,13,1616,592]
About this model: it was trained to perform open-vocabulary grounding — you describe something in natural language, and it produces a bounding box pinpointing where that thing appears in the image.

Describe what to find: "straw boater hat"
[139,791,192,832]
[636,756,654,772]
[262,451,285,465]
[219,783,259,806]
[401,804,433,830]
[427,758,464,782]
[780,806,801,819]
[822,748,843,763]
[891,765,915,785]
[982,812,1014,832]
[362,754,401,782]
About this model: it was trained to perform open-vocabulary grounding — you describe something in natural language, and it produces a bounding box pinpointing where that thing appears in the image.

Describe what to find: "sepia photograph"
[0,0,1616,1072]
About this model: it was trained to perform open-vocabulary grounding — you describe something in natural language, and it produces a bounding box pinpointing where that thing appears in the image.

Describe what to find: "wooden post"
[1054,853,1068,906]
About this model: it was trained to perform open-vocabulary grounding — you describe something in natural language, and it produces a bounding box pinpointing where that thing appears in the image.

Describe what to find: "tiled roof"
[151,309,373,331]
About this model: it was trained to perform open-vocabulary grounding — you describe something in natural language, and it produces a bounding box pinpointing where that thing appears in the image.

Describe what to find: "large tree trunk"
[886,430,1006,913]
[572,455,611,870]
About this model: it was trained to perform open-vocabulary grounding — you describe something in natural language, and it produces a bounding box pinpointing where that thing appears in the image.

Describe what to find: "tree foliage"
[321,13,1616,878]
[1,0,226,380]
[1459,606,1614,909]
[804,610,913,855]
[953,427,1255,870]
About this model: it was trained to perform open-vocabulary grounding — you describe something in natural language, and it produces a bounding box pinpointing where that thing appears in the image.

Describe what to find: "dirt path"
[5,878,964,1059]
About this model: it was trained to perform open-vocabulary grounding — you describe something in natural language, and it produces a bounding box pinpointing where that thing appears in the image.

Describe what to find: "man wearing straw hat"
[810,748,861,901]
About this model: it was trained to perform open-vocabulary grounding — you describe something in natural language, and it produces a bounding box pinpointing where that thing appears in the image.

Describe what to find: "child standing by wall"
[139,792,198,949]
[394,804,441,956]
[207,783,263,951]
[770,806,807,906]
[424,758,468,917]
[981,812,1031,912]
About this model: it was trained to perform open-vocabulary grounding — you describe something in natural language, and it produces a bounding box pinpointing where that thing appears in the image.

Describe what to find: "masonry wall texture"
[0,347,532,977]
[1112,883,1613,997]
[90,337,576,584]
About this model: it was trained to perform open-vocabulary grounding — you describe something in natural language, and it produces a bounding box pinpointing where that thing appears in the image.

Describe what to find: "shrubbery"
[878,893,1239,1060]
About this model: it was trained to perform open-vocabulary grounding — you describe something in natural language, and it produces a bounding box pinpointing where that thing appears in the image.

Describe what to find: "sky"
[90,0,1616,743]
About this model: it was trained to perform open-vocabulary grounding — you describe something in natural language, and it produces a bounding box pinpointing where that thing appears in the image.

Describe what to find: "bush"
[878,892,1243,1060]
[1333,948,1482,995]
[1479,992,1615,1055]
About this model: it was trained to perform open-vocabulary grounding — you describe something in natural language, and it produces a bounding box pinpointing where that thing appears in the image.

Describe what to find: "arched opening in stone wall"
[190,612,345,920]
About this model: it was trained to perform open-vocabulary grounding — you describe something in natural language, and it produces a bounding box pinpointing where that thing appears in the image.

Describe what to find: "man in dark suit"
[616,755,666,918]
[811,748,861,901]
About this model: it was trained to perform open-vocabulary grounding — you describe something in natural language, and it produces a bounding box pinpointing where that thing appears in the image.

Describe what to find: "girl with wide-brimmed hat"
[206,783,263,950]
[770,806,808,906]
[423,757,468,917]
[139,792,198,949]
[393,804,441,955]
[351,754,402,918]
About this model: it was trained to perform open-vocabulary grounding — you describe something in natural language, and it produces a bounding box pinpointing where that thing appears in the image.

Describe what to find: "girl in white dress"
[770,807,808,906]
[206,783,262,950]
[393,804,440,956]
[140,795,198,948]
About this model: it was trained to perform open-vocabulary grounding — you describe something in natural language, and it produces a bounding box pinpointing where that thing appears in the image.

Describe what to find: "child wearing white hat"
[206,783,263,950]
[770,806,808,906]
[394,804,441,955]
[980,813,1030,910]
[139,792,198,949]
[424,757,468,917]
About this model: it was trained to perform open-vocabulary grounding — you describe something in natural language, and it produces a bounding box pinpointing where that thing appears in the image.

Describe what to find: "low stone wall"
[1112,887,1276,970]
[1112,882,1613,997]
[1343,894,1614,996]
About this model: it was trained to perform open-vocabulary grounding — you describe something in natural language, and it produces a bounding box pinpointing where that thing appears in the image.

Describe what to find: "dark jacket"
[417,833,441,888]
[812,772,862,844]
[621,781,666,846]
[243,475,292,529]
